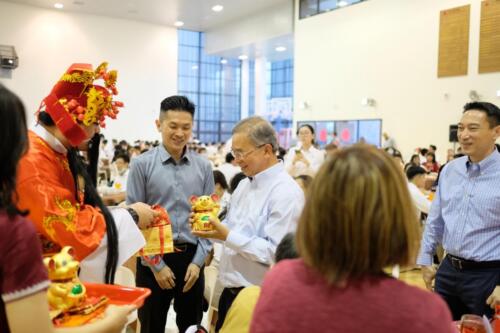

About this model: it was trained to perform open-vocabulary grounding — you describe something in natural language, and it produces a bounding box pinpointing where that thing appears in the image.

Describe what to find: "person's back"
[251,145,454,333]
[251,259,453,333]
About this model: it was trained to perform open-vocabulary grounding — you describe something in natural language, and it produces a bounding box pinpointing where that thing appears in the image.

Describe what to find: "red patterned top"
[16,130,106,260]
[251,259,455,333]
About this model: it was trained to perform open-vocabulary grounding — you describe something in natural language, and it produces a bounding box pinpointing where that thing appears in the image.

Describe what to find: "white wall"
[205,1,293,55]
[0,1,177,142]
[294,0,500,161]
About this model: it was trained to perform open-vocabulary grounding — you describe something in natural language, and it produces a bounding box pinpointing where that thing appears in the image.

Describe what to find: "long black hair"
[38,111,119,284]
[0,85,29,218]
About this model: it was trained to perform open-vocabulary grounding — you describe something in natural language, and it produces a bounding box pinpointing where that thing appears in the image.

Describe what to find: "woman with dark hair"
[15,62,156,283]
[0,84,134,333]
[404,154,421,172]
[213,170,230,214]
[284,124,324,177]
[423,152,440,173]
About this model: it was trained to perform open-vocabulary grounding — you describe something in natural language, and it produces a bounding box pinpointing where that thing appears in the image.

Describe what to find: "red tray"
[84,283,151,307]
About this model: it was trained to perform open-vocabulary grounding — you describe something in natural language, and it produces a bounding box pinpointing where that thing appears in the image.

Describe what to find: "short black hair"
[429,145,437,151]
[0,85,29,217]
[275,233,298,263]
[406,166,426,181]
[213,170,228,190]
[113,153,130,164]
[225,152,234,163]
[463,102,500,128]
[160,95,195,118]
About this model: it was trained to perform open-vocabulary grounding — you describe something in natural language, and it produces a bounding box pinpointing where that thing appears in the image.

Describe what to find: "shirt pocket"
[441,183,464,207]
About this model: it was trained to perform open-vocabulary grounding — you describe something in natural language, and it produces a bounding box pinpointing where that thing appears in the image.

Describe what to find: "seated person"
[406,166,431,218]
[100,153,130,205]
[219,233,299,333]
[213,170,231,214]
[423,152,440,173]
[250,144,454,333]
[404,154,421,172]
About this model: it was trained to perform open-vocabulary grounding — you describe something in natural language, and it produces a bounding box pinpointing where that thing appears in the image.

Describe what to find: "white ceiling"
[3,0,290,31]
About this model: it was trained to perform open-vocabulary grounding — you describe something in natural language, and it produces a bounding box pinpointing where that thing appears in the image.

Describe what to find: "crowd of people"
[1,61,499,333]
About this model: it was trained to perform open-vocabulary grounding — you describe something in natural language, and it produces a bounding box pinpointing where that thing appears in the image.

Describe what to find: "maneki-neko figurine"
[190,194,220,232]
[44,246,86,312]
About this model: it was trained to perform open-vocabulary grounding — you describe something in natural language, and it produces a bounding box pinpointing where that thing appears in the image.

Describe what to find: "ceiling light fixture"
[275,46,287,52]
[220,59,228,64]
[192,65,199,70]
[337,0,348,7]
[238,55,248,60]
[174,21,184,27]
[212,5,224,12]
[54,3,64,9]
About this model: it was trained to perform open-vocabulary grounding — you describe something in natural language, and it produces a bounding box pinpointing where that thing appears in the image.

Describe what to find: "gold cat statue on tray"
[44,246,86,312]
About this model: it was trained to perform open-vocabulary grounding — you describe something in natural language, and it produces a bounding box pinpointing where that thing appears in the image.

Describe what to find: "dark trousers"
[215,287,244,332]
[136,246,205,333]
[435,255,500,320]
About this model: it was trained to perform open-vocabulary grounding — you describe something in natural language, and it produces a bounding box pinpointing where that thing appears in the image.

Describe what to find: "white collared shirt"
[31,124,67,154]
[284,145,325,177]
[219,162,304,288]
[407,182,431,216]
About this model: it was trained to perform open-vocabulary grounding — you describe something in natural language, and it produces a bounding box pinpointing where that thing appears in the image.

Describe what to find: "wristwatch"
[126,207,139,224]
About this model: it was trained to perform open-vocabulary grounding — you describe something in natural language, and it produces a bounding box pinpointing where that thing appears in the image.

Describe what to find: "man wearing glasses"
[193,116,305,331]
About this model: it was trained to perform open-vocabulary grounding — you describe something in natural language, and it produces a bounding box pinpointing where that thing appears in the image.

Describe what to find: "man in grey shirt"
[127,95,214,333]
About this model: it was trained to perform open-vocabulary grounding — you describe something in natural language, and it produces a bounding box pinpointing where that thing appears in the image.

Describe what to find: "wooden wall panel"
[438,5,470,77]
[479,0,500,73]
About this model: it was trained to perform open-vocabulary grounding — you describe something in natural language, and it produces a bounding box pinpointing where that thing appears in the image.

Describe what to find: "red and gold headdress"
[39,62,123,146]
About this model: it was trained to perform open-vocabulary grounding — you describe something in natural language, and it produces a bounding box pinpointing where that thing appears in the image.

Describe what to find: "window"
[248,60,255,116]
[178,30,241,143]
[299,0,367,19]
[265,59,294,147]
[269,59,293,98]
[297,119,382,148]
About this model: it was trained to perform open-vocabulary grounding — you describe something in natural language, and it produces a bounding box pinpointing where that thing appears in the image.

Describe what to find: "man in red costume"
[16,62,155,283]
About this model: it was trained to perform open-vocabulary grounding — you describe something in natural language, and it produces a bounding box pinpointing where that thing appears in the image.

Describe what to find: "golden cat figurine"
[190,194,220,232]
[44,246,86,312]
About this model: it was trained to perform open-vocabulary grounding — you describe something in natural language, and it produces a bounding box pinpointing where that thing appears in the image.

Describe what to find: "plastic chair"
[114,266,138,333]
[203,265,219,332]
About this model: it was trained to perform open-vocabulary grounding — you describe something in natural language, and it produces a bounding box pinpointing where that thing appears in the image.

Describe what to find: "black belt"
[173,242,196,252]
[447,254,500,270]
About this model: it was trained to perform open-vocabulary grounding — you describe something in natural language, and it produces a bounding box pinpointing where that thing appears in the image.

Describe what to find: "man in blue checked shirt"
[127,96,214,333]
[417,101,500,320]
